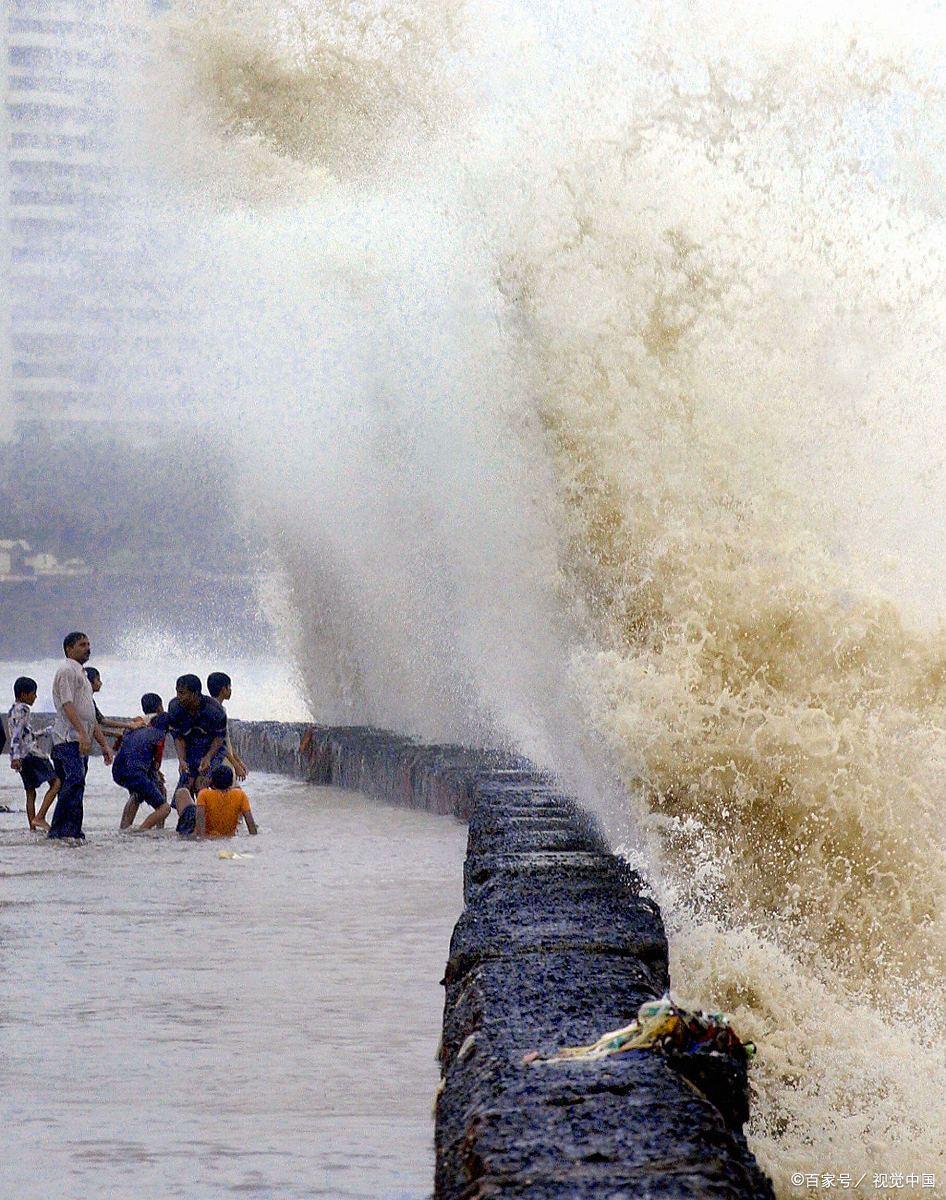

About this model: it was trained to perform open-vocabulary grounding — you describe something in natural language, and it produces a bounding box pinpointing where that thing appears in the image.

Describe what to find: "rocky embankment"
[232,721,774,1199]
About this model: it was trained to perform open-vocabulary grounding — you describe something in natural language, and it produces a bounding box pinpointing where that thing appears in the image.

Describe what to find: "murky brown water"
[0,765,466,1199]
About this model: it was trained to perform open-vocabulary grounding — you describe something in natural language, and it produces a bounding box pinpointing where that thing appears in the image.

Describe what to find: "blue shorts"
[113,765,165,810]
[19,754,57,791]
[176,803,197,836]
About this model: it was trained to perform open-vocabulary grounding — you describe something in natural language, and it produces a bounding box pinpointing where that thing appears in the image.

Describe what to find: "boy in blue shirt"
[168,674,227,794]
[167,674,227,834]
[114,696,171,830]
[7,676,59,830]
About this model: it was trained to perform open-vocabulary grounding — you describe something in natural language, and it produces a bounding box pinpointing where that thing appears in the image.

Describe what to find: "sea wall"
[231,722,777,1197]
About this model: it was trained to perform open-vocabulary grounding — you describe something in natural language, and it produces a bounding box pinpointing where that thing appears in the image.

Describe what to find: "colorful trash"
[525,995,755,1065]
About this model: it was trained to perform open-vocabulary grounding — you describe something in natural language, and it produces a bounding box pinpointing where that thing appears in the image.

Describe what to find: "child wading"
[7,676,60,830]
[114,700,172,831]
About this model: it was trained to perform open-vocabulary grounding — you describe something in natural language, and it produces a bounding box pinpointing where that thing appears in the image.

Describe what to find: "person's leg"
[173,787,197,836]
[117,769,169,832]
[152,769,167,803]
[122,769,165,813]
[138,801,171,830]
[113,763,136,828]
[48,743,86,840]
[21,755,50,827]
[176,761,199,796]
[35,776,59,827]
[120,796,140,829]
[47,746,68,836]
[25,787,37,828]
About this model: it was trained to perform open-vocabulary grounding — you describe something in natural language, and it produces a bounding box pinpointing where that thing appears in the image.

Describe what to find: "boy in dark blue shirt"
[167,675,227,831]
[115,696,171,830]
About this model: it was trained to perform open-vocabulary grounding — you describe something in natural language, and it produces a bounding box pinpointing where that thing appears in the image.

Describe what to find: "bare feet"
[30,819,50,832]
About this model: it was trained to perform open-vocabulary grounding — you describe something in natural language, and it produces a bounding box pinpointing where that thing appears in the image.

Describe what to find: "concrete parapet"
[229,720,774,1199]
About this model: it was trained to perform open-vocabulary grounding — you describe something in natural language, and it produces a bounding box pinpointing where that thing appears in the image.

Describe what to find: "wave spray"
[110,0,946,1190]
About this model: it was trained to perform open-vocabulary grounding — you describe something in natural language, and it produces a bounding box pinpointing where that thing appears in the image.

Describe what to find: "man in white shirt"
[48,631,113,841]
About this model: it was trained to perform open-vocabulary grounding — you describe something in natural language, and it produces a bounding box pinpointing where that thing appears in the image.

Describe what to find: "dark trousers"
[48,742,88,840]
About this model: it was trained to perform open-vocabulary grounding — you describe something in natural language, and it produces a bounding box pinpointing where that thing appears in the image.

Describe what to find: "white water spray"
[87,0,946,1190]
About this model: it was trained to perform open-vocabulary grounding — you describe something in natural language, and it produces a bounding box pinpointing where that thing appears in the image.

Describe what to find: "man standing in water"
[48,632,113,841]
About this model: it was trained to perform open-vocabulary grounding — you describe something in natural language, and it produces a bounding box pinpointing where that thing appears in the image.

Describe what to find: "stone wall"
[224,722,776,1197]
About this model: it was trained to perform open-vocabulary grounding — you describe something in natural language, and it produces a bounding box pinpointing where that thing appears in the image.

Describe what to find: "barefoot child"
[114,703,172,831]
[7,676,59,830]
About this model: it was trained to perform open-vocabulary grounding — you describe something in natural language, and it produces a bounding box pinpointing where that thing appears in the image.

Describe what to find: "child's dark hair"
[84,667,100,683]
[14,676,37,700]
[176,673,202,695]
[207,671,231,698]
[141,693,163,714]
[210,764,234,790]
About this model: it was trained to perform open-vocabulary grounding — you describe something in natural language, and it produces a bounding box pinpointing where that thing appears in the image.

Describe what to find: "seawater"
[33,0,946,1192]
[0,766,466,1199]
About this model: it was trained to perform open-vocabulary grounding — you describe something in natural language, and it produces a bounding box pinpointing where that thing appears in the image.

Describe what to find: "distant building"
[25,550,59,573]
[0,537,31,577]
[1,0,169,431]
[60,555,89,575]
[0,537,89,579]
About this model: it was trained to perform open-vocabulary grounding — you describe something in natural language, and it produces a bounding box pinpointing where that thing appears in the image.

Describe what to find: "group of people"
[5,630,257,842]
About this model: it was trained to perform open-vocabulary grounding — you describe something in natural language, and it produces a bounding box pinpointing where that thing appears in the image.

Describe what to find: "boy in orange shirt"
[195,764,258,838]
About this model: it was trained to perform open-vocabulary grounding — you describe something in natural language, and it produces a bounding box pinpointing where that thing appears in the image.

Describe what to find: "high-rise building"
[2,0,163,429]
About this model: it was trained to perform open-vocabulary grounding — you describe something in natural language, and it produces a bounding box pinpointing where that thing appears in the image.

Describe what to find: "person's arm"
[225,750,248,781]
[197,735,225,776]
[174,736,190,780]
[238,791,257,834]
[153,737,166,792]
[92,723,113,765]
[224,728,248,781]
[99,716,147,733]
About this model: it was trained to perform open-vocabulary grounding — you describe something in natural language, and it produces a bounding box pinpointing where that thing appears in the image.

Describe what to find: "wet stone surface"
[230,723,775,1200]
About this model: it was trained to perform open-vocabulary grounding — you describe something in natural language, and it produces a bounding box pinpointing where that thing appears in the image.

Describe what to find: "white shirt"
[51,658,97,745]
[7,701,42,759]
